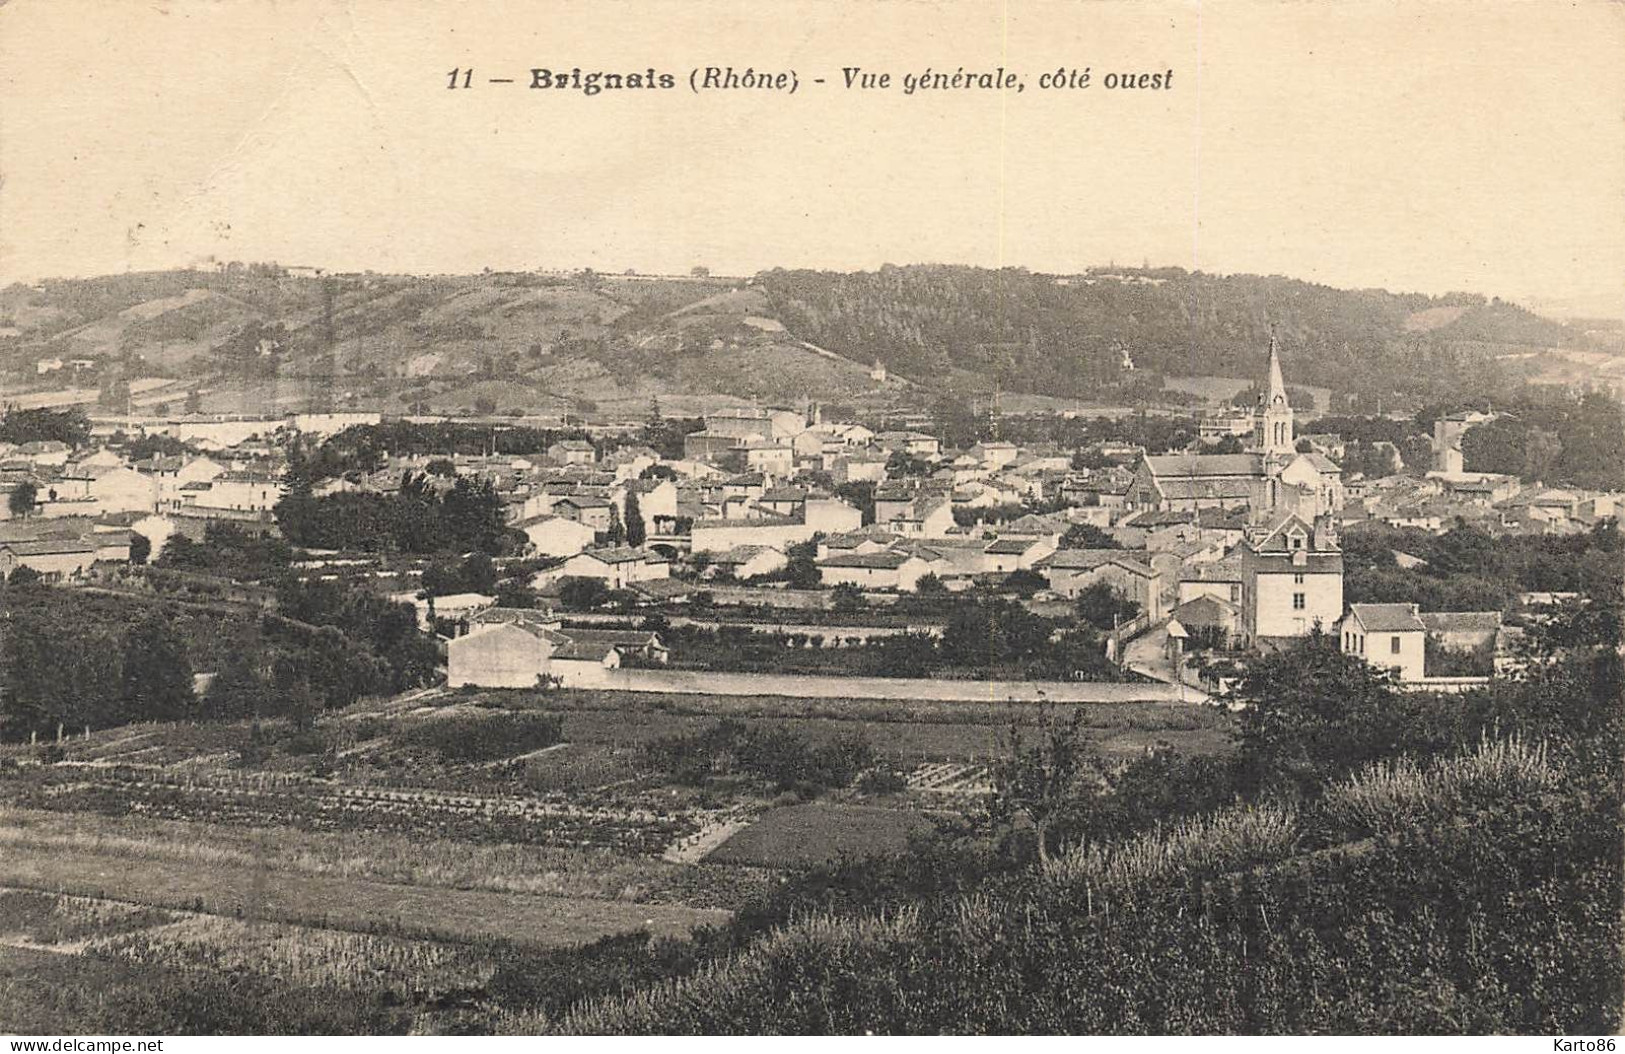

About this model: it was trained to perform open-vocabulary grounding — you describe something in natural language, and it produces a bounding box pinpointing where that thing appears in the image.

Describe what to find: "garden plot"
[27,765,704,855]
[708,803,938,868]
[908,763,993,795]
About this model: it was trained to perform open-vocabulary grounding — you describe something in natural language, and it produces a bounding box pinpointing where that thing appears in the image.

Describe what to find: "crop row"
[909,763,992,793]
[35,780,698,855]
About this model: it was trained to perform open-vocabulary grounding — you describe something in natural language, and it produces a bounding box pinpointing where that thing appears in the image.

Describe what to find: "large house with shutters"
[1234,512,1345,643]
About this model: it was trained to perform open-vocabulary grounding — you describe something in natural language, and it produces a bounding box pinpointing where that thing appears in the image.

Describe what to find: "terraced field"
[0,686,1234,1030]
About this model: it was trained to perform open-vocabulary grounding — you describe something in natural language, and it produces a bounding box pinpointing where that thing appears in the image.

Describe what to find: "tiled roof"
[1418,611,1502,635]
[1144,453,1264,478]
[1348,603,1426,633]
[820,551,915,569]
[1041,548,1124,570]
[574,547,664,565]
[1169,594,1238,626]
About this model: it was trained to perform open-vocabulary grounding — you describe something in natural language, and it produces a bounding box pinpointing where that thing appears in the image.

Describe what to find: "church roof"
[1144,453,1264,478]
[1157,478,1257,501]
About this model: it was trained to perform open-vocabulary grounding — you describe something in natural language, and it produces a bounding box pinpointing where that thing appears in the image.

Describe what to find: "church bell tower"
[1253,332,1294,458]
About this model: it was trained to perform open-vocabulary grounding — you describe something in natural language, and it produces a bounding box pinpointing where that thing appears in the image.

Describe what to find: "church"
[1128,335,1344,520]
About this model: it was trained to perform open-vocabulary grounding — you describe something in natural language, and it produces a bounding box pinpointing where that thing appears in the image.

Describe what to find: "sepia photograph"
[0,0,1620,1039]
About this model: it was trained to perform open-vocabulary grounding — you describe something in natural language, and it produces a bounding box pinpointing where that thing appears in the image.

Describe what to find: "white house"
[709,544,788,580]
[186,472,283,514]
[735,439,794,476]
[1040,549,1165,620]
[1338,603,1427,682]
[550,494,615,533]
[0,538,99,580]
[626,478,678,535]
[448,619,553,688]
[447,609,669,689]
[1238,514,1344,641]
[85,466,159,515]
[548,440,597,465]
[982,536,1056,573]
[817,550,933,592]
[833,452,889,484]
[876,431,941,458]
[558,547,672,590]
[688,498,862,554]
[517,515,597,558]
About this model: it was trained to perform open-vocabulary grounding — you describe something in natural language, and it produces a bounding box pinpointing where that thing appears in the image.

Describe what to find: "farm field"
[0,686,1235,1031]
[0,850,727,948]
[0,888,521,1034]
[708,804,938,868]
[0,807,763,908]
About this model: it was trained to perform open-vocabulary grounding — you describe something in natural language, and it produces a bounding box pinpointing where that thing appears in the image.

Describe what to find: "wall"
[1252,571,1341,638]
[447,625,550,688]
[578,667,1194,703]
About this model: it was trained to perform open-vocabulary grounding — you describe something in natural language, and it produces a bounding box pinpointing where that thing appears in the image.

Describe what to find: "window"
[1293,572,1305,584]
[1292,593,1306,610]
[1391,635,1402,654]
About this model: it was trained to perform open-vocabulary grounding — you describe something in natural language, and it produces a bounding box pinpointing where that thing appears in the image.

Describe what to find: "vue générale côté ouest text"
[454,66,1175,95]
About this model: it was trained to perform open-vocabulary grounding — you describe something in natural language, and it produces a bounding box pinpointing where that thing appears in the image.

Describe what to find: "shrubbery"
[553,736,1620,1035]
[401,711,565,762]
[643,719,873,795]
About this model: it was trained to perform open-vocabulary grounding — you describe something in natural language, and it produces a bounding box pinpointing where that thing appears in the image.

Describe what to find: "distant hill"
[0,264,1609,417]
[754,265,1606,411]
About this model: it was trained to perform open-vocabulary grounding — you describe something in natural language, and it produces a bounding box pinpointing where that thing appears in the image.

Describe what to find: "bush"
[401,711,565,762]
[857,768,909,796]
[643,720,874,795]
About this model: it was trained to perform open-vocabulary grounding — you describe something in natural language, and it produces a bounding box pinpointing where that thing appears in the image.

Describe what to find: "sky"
[2,0,1622,317]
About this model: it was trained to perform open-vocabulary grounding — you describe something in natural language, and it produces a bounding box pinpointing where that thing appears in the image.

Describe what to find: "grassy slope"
[541,739,1620,1035]
[10,266,1599,417]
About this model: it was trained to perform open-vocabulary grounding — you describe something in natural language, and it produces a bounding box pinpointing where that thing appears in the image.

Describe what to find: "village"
[2,0,1618,1030]
[3,318,1618,1037]
[0,335,1613,703]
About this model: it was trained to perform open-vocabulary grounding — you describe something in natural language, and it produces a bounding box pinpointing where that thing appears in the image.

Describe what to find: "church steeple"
[1254,329,1295,456]
[1264,332,1287,409]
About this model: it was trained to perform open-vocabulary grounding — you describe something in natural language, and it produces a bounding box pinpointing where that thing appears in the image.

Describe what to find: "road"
[1122,621,1211,704]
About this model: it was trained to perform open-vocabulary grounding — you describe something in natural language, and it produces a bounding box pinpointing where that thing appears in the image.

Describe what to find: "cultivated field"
[0,685,1232,1031]
[708,804,937,868]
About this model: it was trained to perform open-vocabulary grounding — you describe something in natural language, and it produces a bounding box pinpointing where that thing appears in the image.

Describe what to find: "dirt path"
[662,813,756,864]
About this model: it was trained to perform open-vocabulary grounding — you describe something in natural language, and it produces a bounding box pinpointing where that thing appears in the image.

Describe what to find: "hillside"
[0,264,1610,418]
[539,736,1620,1035]
[756,266,1611,411]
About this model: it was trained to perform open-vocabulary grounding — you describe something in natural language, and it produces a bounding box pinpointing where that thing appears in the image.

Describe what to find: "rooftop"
[1348,603,1426,633]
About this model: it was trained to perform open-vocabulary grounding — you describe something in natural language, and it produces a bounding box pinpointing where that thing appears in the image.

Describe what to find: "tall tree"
[624,490,646,547]
[7,480,37,520]
[119,614,196,723]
